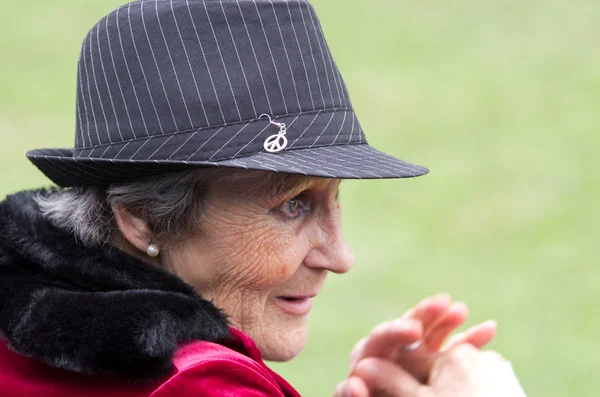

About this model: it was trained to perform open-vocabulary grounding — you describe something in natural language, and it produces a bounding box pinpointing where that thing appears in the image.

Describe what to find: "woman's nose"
[304,214,355,274]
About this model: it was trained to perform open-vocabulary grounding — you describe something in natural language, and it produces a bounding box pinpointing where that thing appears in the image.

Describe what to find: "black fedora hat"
[27,0,429,187]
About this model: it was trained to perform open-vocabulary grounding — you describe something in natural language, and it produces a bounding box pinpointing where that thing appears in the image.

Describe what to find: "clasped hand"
[334,294,504,397]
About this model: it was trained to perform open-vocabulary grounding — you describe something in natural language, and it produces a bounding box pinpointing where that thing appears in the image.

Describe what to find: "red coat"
[0,327,301,396]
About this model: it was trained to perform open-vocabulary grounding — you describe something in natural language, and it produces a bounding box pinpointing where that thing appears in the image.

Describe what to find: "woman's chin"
[259,323,308,362]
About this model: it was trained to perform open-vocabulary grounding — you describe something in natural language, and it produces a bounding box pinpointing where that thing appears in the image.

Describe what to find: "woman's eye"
[279,195,311,219]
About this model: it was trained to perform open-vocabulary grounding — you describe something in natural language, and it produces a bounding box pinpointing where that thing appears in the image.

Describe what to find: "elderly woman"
[0,0,527,396]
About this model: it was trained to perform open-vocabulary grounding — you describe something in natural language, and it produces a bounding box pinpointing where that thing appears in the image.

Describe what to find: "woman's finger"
[334,378,369,397]
[444,320,497,350]
[356,318,423,366]
[353,357,422,397]
[404,293,452,332]
[423,301,469,351]
[349,337,368,369]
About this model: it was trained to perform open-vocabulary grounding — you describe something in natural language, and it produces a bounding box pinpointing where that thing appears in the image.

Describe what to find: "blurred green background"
[1,0,598,396]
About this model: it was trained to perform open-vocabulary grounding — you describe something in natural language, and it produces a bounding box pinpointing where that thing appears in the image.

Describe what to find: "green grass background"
[1,0,598,395]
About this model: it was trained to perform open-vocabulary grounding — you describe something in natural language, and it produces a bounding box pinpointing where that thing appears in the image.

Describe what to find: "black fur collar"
[0,189,230,381]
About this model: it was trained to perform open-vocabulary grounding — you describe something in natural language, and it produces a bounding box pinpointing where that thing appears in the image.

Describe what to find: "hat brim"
[27,144,429,187]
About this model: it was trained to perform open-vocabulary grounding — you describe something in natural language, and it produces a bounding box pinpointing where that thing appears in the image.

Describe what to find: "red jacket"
[0,328,300,396]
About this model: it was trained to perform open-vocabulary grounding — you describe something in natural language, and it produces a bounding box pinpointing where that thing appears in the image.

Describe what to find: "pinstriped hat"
[27,0,429,186]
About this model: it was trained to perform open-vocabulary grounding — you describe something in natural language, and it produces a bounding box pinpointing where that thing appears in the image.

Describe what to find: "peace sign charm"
[260,114,288,153]
[264,132,288,153]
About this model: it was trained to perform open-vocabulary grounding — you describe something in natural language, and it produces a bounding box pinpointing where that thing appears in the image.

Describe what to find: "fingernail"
[486,320,498,328]
[391,317,420,332]
[434,292,451,301]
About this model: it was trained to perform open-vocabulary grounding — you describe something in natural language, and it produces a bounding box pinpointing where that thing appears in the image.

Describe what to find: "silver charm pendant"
[260,114,288,153]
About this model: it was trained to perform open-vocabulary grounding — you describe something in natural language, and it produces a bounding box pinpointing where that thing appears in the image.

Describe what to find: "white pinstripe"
[246,157,278,172]
[295,149,382,178]
[202,1,242,121]
[118,6,148,137]
[337,62,349,107]
[290,151,359,178]
[69,159,120,181]
[114,140,134,159]
[156,1,195,129]
[253,154,310,176]
[253,0,288,114]
[96,21,124,142]
[332,62,347,108]
[75,83,84,148]
[347,113,355,143]
[38,154,70,177]
[285,0,315,110]
[42,156,77,182]
[128,138,153,160]
[236,0,273,116]
[168,128,202,160]
[258,153,311,176]
[291,110,321,146]
[109,10,136,138]
[89,25,112,144]
[268,0,301,112]
[82,33,101,146]
[310,9,343,107]
[338,145,417,175]
[86,158,132,178]
[316,9,348,109]
[76,55,92,148]
[353,147,417,175]
[128,3,165,135]
[186,0,226,124]
[349,145,422,175]
[331,110,347,145]
[228,160,249,169]
[140,2,178,130]
[170,0,210,127]
[309,111,335,148]
[219,1,257,118]
[99,144,112,159]
[59,157,105,180]
[147,134,176,160]
[337,72,352,109]
[233,123,270,157]
[209,122,252,160]
[185,126,225,161]
[87,145,101,159]
[321,146,401,176]
[297,0,326,107]
[306,4,334,106]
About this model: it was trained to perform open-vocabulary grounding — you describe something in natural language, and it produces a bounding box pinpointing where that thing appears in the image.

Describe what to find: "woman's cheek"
[244,229,306,288]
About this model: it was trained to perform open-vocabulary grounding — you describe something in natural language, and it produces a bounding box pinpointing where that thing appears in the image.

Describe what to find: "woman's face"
[162,175,354,361]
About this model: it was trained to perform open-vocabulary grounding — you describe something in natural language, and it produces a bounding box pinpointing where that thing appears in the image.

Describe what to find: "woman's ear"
[113,202,154,255]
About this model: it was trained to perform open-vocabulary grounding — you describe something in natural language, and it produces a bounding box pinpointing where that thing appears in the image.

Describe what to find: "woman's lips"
[275,296,314,315]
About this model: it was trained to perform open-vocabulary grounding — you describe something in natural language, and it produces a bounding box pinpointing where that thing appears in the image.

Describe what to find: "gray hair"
[36,168,309,248]
[36,169,226,248]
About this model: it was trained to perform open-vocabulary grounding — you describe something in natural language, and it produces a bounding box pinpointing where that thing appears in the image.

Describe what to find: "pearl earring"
[146,243,160,257]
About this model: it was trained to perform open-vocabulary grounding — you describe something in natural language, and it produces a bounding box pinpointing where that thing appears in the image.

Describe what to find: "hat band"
[72,109,364,163]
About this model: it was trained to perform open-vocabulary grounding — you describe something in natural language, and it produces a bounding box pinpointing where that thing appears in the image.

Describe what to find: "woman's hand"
[349,344,522,397]
[351,294,497,381]
[334,294,498,397]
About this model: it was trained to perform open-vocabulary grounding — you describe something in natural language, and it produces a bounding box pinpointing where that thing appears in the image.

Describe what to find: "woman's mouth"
[275,296,314,315]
